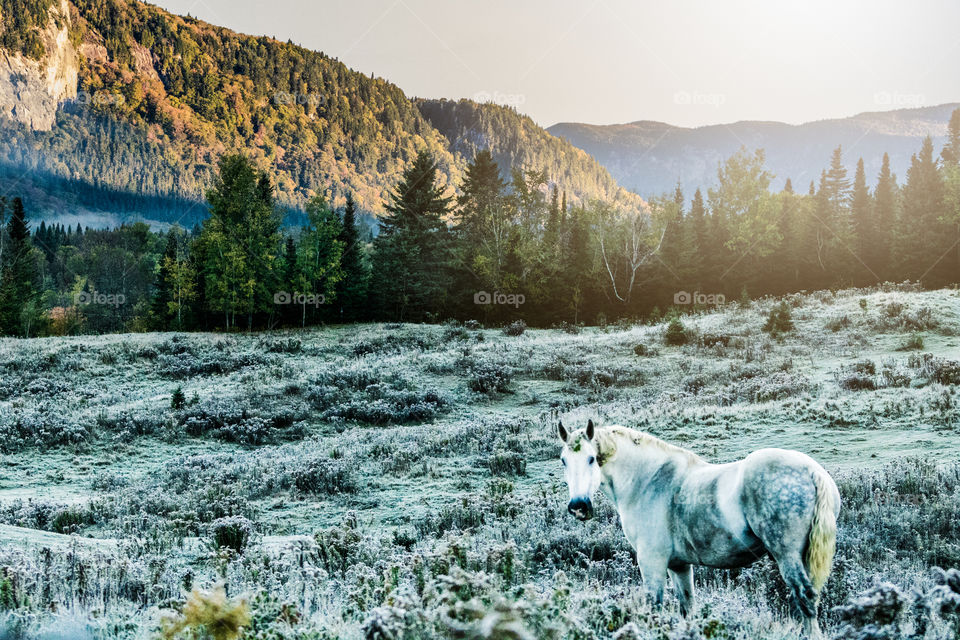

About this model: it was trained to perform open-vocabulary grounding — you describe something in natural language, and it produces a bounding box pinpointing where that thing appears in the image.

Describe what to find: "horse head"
[558,419,601,521]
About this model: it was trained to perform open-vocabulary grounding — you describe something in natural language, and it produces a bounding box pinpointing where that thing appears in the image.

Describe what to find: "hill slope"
[548,103,959,197]
[0,0,640,227]
[417,98,642,207]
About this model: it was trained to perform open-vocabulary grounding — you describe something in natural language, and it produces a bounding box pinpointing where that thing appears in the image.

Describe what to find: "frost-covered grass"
[0,285,959,638]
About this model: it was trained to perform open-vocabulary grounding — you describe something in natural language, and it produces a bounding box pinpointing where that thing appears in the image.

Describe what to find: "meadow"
[0,284,959,639]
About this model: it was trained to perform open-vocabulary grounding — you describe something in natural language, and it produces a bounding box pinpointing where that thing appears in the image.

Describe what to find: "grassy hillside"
[1,285,959,637]
[0,0,642,226]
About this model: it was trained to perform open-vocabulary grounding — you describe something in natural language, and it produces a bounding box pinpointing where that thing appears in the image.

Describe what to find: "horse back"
[669,460,767,569]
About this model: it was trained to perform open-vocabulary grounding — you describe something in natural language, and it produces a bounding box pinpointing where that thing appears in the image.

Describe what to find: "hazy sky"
[151,0,960,128]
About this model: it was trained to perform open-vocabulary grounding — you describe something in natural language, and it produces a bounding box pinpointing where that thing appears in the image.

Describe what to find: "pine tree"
[773,187,797,294]
[335,193,370,322]
[874,153,898,281]
[658,184,689,290]
[687,188,708,287]
[823,146,852,207]
[162,233,197,330]
[706,149,775,291]
[150,231,178,329]
[819,146,854,281]
[296,195,344,326]
[941,108,960,166]
[0,198,42,336]
[455,149,508,297]
[282,235,298,291]
[197,155,282,329]
[457,150,505,244]
[545,185,561,252]
[812,170,832,285]
[850,158,875,283]
[277,235,299,326]
[565,205,591,324]
[897,137,947,284]
[373,150,453,321]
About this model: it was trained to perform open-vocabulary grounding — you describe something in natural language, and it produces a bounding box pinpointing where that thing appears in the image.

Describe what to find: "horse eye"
[587,456,595,465]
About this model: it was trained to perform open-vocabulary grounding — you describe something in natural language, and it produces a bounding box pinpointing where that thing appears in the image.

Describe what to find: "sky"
[151,0,960,128]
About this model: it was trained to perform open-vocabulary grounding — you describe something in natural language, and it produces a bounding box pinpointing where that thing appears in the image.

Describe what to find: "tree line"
[1,108,958,336]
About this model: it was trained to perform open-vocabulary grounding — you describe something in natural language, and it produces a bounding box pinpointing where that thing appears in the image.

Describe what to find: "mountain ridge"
[0,0,642,227]
[548,103,959,196]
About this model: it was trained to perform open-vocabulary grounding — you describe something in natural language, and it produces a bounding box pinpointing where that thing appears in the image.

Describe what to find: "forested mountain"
[549,104,959,197]
[417,99,643,209]
[0,0,637,227]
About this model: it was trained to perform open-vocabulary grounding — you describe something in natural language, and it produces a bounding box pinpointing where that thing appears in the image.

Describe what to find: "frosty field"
[1,285,960,639]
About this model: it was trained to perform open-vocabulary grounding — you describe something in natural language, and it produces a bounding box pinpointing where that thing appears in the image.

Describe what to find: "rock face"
[0,0,78,131]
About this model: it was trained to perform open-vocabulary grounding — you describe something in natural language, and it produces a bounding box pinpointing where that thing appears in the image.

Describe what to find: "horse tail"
[805,468,838,593]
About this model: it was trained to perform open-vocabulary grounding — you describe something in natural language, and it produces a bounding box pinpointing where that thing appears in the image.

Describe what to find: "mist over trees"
[1,108,959,336]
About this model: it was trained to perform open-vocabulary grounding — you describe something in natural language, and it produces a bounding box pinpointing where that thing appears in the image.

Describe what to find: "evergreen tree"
[282,235,298,291]
[850,158,875,283]
[545,185,561,252]
[565,205,591,324]
[373,150,453,321]
[897,137,947,284]
[874,153,898,280]
[817,146,854,282]
[706,149,776,292]
[455,149,508,298]
[335,193,370,322]
[196,154,282,329]
[941,108,960,166]
[0,198,42,336]
[277,235,299,326]
[295,195,344,326]
[938,114,960,284]
[660,184,684,265]
[772,187,797,294]
[687,188,708,286]
[150,230,178,329]
[162,231,197,330]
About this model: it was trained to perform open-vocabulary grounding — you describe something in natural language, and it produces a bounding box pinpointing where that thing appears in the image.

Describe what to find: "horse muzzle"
[568,497,593,521]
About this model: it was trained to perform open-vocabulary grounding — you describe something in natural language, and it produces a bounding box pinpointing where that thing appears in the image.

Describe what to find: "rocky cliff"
[0,0,77,131]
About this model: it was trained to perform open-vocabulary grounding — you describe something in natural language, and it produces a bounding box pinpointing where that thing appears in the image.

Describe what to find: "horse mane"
[592,425,704,467]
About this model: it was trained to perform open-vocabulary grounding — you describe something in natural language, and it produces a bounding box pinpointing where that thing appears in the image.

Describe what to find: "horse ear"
[586,419,595,440]
[557,421,568,443]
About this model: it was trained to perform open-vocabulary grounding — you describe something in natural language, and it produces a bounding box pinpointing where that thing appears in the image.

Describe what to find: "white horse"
[558,419,840,637]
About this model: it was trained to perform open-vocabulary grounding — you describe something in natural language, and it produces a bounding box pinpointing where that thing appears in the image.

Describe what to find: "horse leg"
[669,564,695,616]
[743,464,822,636]
[636,556,668,608]
[771,552,821,638]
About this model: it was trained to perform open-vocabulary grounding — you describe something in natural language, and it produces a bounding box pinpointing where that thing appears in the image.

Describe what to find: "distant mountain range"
[0,0,640,228]
[548,104,959,197]
[3,1,954,228]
